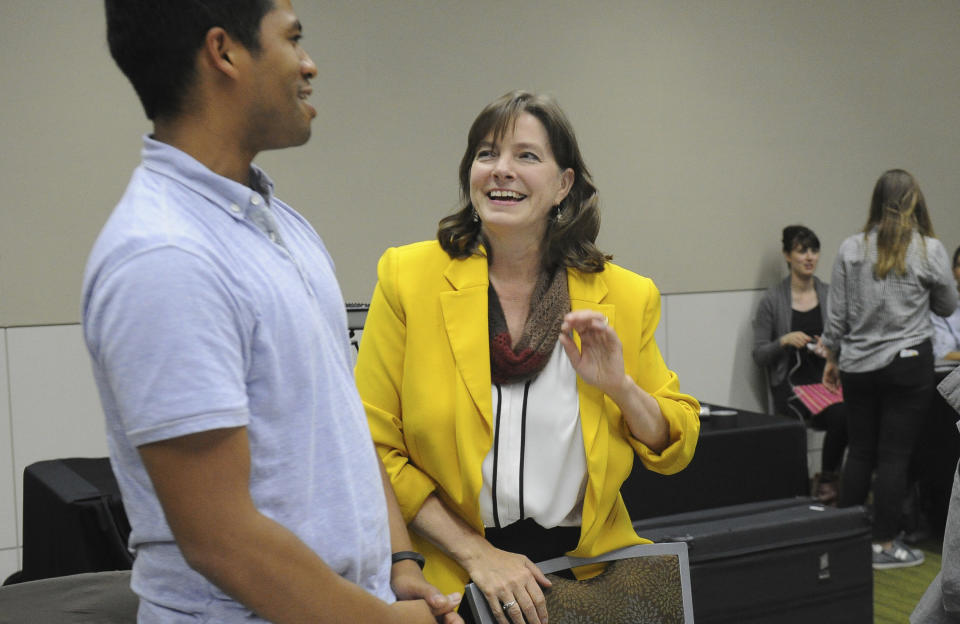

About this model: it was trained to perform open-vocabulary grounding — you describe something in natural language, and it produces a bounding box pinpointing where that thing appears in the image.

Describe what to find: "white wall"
[0,326,108,582]
[0,288,788,581]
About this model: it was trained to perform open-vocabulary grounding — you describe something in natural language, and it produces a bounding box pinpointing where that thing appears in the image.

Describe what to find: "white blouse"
[479,343,588,529]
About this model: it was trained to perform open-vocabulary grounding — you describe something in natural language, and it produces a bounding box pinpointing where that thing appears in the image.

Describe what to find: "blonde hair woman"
[822,169,958,569]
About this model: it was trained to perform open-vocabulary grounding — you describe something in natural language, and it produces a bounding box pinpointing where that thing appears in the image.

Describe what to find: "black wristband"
[391,550,426,569]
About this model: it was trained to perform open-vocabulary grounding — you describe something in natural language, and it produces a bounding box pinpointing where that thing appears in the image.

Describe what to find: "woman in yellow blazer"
[355,91,699,624]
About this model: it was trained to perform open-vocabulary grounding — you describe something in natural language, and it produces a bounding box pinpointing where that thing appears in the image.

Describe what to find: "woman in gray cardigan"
[752,225,847,504]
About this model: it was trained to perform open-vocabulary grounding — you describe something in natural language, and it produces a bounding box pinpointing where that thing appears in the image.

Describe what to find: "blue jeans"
[838,340,934,542]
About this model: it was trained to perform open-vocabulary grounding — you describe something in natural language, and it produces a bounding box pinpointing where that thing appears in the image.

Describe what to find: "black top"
[790,304,824,385]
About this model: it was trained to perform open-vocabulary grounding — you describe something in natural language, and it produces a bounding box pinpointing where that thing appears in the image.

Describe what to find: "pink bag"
[792,383,843,415]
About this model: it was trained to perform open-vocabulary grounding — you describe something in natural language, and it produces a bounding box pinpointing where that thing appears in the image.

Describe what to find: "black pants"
[484,518,580,566]
[838,340,934,542]
[772,384,848,474]
[812,403,849,475]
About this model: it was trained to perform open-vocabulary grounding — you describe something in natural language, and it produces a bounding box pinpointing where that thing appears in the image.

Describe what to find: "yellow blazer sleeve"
[355,247,437,523]
[618,276,700,474]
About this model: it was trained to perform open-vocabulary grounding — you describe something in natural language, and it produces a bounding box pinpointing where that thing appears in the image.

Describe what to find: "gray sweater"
[752,275,830,389]
[822,230,957,372]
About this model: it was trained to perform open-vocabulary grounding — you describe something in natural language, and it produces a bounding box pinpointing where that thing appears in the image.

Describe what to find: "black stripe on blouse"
[518,379,531,520]
[491,383,503,529]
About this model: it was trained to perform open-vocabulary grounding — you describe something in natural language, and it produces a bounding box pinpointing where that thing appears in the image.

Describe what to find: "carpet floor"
[873,537,943,623]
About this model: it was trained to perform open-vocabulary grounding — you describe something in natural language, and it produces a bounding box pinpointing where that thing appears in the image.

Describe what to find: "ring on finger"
[501,599,517,610]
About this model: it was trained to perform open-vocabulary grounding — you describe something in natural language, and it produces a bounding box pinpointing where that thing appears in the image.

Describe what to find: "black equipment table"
[14,458,132,584]
[633,498,873,623]
[622,405,809,520]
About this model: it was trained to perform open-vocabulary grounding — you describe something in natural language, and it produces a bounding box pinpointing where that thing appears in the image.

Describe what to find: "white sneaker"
[872,540,925,570]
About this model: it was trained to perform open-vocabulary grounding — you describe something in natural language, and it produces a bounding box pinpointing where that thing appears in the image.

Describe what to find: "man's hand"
[391,560,464,623]
[378,456,462,623]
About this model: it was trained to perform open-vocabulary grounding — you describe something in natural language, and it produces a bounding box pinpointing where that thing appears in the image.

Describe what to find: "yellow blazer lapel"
[440,255,494,431]
[567,268,615,533]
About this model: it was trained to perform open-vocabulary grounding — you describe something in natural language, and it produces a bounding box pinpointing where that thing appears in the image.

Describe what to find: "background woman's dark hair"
[864,169,935,279]
[781,225,820,253]
[105,0,274,121]
[437,90,611,273]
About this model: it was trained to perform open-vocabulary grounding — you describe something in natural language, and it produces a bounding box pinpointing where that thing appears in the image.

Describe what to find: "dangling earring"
[472,207,480,223]
[553,205,564,223]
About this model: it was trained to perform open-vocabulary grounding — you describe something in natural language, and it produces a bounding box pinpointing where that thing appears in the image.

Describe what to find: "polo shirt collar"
[139,134,276,223]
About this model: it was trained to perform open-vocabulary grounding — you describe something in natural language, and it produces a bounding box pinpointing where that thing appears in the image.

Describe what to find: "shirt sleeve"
[621,278,700,475]
[822,248,849,354]
[926,239,959,319]
[85,245,250,446]
[752,288,784,369]
[932,314,956,360]
[354,248,438,523]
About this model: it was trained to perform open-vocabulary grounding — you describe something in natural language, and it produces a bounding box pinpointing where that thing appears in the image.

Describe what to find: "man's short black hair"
[105,0,274,120]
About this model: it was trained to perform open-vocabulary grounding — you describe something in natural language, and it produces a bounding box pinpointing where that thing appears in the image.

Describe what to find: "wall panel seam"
[3,329,18,549]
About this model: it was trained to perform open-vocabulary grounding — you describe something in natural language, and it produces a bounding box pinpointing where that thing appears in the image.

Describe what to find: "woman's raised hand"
[462,545,551,624]
[559,310,668,450]
[559,310,627,398]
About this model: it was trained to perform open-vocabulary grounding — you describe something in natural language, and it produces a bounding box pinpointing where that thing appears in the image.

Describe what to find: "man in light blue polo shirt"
[84,2,461,622]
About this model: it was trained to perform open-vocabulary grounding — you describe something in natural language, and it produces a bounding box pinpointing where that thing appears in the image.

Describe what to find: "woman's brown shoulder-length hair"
[437,90,611,273]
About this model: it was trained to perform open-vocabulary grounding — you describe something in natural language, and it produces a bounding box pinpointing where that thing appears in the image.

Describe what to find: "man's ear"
[201,27,242,79]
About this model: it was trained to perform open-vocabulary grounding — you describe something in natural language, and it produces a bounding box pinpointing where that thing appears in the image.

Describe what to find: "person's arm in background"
[821,251,849,393]
[931,314,960,361]
[927,239,959,318]
[140,427,440,624]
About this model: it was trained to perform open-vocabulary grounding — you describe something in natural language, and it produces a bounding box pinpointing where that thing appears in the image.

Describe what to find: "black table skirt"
[622,406,809,521]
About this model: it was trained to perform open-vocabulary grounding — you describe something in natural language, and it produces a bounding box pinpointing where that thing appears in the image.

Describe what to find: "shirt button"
[251,195,262,206]
[269,232,278,243]
[229,203,241,213]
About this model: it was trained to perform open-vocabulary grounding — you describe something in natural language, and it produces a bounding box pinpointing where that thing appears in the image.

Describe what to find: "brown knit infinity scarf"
[489,266,569,385]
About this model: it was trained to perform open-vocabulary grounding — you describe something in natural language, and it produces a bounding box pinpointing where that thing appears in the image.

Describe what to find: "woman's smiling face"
[469,112,573,243]
[784,244,819,278]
